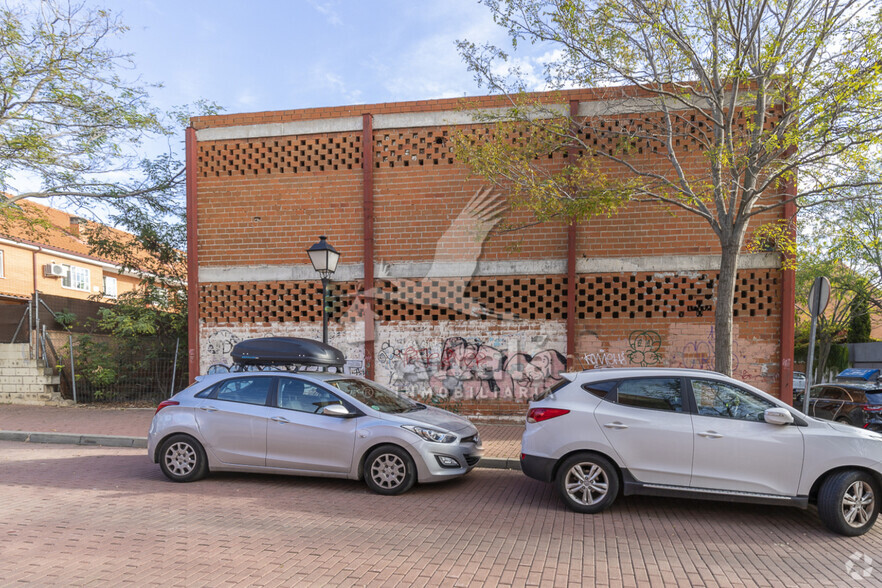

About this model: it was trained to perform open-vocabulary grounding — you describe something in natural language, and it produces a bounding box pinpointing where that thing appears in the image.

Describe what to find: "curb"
[476,457,522,471]
[0,430,521,469]
[0,431,147,449]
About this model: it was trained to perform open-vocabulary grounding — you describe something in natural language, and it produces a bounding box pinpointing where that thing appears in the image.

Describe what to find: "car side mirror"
[764,407,795,426]
[322,404,354,418]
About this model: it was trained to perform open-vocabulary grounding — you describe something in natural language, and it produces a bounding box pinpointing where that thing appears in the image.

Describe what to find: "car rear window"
[582,379,618,399]
[533,379,569,401]
[866,393,882,405]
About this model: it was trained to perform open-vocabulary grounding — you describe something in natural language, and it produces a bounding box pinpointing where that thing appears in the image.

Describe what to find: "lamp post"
[306,236,340,344]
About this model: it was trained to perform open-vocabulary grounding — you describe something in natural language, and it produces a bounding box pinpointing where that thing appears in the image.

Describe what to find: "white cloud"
[307,0,343,26]
[371,0,567,101]
[236,89,260,107]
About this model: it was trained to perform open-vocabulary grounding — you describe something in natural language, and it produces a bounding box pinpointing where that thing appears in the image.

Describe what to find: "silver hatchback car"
[148,371,483,495]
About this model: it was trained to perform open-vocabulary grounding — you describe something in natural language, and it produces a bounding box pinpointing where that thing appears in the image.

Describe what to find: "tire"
[818,470,880,536]
[363,445,417,495]
[555,453,620,514]
[159,434,209,483]
[835,417,852,425]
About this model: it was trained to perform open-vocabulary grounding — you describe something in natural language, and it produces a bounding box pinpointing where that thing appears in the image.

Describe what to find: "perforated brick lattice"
[576,270,778,320]
[372,276,566,321]
[571,109,786,158]
[200,270,778,324]
[199,134,361,177]
[201,282,360,323]
[373,130,455,169]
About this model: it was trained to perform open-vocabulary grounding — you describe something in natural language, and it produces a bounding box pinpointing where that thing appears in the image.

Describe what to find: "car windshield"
[327,378,420,413]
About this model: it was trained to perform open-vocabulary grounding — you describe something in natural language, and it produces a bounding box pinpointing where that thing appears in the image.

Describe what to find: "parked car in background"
[148,338,483,495]
[793,371,806,393]
[521,367,882,536]
[805,382,882,432]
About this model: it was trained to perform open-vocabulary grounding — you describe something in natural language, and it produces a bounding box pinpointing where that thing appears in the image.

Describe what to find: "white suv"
[521,368,882,536]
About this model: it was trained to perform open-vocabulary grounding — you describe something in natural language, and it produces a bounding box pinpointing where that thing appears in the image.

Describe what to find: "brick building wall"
[189,87,793,415]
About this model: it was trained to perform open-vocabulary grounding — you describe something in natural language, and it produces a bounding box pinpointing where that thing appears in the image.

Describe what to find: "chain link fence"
[45,330,188,405]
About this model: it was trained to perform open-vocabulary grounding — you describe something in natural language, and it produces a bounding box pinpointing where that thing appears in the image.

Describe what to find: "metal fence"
[44,330,188,405]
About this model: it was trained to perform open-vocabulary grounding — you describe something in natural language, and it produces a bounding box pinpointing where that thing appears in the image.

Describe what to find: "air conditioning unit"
[43,263,66,278]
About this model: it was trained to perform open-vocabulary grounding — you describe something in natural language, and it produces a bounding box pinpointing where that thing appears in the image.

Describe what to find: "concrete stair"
[0,343,71,406]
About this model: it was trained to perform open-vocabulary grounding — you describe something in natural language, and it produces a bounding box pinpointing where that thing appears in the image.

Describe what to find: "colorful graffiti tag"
[378,337,567,401]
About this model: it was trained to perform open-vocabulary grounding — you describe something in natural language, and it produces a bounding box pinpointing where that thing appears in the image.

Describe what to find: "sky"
[23,0,556,218]
[102,0,549,117]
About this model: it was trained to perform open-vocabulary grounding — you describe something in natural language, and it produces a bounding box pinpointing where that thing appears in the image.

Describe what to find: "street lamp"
[306,236,340,344]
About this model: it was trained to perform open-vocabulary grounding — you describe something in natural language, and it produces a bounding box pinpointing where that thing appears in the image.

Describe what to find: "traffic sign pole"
[803,276,831,414]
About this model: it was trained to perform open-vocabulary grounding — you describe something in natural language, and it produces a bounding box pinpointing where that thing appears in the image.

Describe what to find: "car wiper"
[406,403,427,412]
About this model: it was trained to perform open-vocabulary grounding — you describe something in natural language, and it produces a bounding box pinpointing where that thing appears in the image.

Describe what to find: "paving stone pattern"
[1,441,879,586]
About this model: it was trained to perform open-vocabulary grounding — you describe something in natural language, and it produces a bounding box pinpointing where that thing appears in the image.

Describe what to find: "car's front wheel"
[364,445,417,495]
[555,453,620,514]
[818,470,880,536]
[159,434,208,482]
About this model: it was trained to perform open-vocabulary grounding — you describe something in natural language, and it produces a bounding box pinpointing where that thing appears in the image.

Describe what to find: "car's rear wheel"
[364,445,416,495]
[159,434,208,482]
[818,470,879,536]
[555,453,619,514]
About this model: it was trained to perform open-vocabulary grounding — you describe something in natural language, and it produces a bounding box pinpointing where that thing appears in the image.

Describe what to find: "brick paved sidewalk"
[0,404,523,460]
[3,441,879,586]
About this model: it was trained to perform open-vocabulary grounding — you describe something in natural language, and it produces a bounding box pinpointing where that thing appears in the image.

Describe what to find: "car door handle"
[697,431,723,439]
[271,416,291,424]
[200,406,218,412]
[603,422,628,430]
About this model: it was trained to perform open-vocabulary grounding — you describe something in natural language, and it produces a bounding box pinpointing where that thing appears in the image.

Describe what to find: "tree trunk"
[816,335,833,383]
[714,241,742,376]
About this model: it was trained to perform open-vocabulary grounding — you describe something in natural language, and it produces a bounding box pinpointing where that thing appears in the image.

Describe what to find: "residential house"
[0,200,143,340]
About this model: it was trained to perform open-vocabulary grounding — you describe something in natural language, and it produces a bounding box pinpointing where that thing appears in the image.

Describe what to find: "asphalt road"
[1,441,880,586]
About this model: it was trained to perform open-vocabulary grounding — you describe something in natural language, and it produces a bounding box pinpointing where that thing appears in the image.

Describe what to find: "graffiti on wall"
[378,336,567,401]
[627,330,662,366]
[204,329,242,366]
[676,327,744,372]
[582,349,626,368]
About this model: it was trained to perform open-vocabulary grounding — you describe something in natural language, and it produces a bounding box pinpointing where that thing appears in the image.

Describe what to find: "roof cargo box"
[231,337,345,369]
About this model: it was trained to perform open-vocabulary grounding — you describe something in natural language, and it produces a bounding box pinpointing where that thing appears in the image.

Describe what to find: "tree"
[848,292,873,343]
[0,0,180,211]
[801,170,882,344]
[795,252,872,379]
[454,0,882,375]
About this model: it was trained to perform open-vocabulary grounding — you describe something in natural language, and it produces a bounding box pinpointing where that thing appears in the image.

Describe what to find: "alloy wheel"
[843,480,875,528]
[564,462,610,506]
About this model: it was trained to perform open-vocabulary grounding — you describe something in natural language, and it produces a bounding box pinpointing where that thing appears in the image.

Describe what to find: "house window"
[0,249,4,278]
[61,264,90,291]
[103,276,118,298]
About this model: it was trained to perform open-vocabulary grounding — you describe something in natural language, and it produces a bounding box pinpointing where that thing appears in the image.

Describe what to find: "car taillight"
[155,400,179,414]
[527,407,570,423]
[862,405,882,412]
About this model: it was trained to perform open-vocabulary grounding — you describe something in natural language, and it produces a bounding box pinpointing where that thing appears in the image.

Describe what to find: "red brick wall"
[192,88,788,415]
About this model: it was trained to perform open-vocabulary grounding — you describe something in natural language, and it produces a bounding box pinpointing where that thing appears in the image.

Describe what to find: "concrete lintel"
[196,117,364,142]
[194,93,760,143]
[195,104,563,141]
[199,263,365,284]
[199,254,779,284]
[376,259,567,279]
[577,253,781,273]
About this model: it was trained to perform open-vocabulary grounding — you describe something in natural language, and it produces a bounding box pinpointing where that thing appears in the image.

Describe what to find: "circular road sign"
[807,276,831,317]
